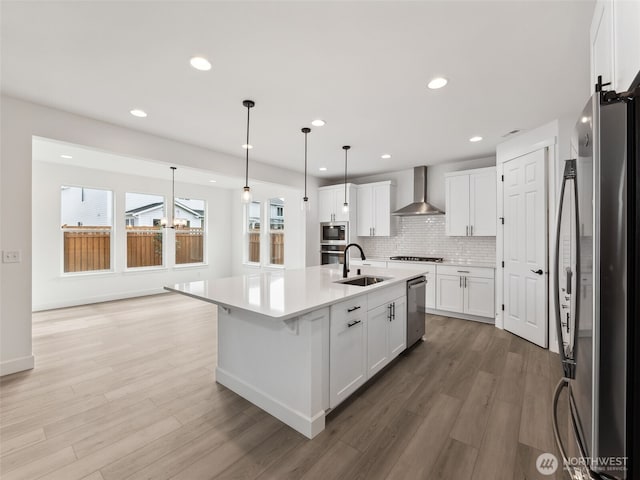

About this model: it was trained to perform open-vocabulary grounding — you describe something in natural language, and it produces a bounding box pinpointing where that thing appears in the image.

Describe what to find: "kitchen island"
[166,264,426,438]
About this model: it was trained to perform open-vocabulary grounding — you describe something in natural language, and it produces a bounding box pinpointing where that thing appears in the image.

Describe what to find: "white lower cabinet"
[330,284,407,409]
[366,294,406,379]
[464,276,495,317]
[436,274,465,313]
[366,303,390,377]
[436,266,495,318]
[329,295,368,408]
[389,296,406,357]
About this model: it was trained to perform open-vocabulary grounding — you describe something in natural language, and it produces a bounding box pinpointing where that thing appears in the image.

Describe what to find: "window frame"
[60,184,115,276]
[173,196,207,267]
[124,191,167,271]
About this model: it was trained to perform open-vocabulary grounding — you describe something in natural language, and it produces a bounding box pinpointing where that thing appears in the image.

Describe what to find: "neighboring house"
[125,201,204,228]
[61,186,113,227]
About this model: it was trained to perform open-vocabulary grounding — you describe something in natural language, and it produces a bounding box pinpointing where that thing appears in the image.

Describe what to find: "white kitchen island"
[165,264,426,438]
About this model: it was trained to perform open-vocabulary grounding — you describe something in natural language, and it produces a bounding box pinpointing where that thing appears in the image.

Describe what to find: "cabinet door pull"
[464,276,467,288]
[388,304,392,321]
[460,276,462,288]
[470,225,473,236]
[347,319,362,328]
[466,225,469,236]
[392,302,396,320]
[347,305,361,313]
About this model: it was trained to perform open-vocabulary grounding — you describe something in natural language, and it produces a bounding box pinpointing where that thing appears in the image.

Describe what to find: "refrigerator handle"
[554,160,577,378]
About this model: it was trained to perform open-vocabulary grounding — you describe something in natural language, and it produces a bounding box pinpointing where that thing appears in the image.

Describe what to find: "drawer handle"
[347,320,362,328]
[347,306,361,313]
[457,270,470,273]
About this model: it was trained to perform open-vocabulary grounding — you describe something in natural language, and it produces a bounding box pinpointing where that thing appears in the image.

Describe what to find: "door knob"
[531,269,543,275]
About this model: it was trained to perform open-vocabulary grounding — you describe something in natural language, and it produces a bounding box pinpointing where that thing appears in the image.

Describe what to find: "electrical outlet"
[2,250,22,263]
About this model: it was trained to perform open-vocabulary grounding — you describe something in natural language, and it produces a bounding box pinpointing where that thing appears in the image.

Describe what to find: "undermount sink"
[336,276,387,287]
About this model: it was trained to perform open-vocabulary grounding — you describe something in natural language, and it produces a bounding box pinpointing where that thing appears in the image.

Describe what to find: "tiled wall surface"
[357,216,496,263]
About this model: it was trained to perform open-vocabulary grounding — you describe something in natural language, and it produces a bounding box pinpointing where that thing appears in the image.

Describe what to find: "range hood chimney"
[392,166,444,216]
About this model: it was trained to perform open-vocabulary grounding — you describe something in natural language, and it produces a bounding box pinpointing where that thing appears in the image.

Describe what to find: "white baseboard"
[32,288,165,312]
[1,355,35,376]
[425,308,495,325]
[216,367,325,439]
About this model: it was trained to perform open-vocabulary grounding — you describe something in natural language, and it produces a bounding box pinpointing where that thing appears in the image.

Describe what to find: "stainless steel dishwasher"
[406,276,426,346]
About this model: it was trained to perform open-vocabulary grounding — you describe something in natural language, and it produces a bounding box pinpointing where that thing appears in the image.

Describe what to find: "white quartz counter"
[165,264,425,320]
[360,257,496,269]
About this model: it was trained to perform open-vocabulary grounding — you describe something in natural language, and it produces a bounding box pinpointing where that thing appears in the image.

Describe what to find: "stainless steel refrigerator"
[552,74,639,480]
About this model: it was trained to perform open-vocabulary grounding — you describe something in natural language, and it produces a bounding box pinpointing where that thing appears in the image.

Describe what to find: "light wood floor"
[1,293,569,480]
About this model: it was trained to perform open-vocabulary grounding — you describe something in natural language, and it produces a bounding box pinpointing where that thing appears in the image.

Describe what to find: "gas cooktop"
[389,256,444,263]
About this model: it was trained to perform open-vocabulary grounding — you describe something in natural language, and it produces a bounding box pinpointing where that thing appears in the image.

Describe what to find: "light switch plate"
[2,250,22,263]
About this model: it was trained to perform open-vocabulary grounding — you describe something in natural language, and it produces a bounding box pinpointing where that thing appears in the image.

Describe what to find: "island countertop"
[165,264,425,320]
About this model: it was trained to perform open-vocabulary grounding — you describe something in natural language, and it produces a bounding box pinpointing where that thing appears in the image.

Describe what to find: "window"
[268,198,284,265]
[175,197,205,265]
[61,186,113,273]
[125,193,164,268]
[246,201,261,264]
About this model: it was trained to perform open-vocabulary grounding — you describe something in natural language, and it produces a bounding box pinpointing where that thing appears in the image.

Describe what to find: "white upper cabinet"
[591,0,640,93]
[356,181,395,237]
[445,167,496,237]
[318,184,356,223]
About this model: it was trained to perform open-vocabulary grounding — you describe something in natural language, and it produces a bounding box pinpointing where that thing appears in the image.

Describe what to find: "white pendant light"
[241,99,255,204]
[301,127,311,211]
[342,145,350,213]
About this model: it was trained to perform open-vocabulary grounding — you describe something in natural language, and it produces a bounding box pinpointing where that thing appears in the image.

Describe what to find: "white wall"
[0,94,320,376]
[32,161,232,310]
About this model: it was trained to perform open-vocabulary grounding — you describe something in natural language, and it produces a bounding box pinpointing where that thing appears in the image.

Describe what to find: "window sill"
[61,269,115,278]
[123,266,168,274]
[173,263,208,270]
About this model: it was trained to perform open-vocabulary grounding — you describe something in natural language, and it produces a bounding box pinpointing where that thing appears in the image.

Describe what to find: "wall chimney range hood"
[392,166,444,216]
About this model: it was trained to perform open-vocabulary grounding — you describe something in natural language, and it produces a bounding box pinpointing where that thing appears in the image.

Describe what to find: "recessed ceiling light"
[242,144,253,149]
[381,154,392,159]
[469,136,483,142]
[311,119,326,127]
[130,109,147,118]
[190,56,211,71]
[427,77,448,89]
[209,179,217,183]
[60,154,73,159]
[319,167,327,171]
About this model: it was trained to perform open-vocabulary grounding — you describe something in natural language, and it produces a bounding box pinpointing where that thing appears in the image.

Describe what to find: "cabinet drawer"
[350,259,387,268]
[330,295,368,324]
[367,283,406,311]
[437,265,494,279]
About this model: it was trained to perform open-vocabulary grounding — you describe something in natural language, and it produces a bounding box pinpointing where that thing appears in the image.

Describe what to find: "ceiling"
[33,136,247,190]
[2,1,594,179]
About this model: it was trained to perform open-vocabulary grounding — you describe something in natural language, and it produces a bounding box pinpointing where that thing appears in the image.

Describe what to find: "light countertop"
[165,265,426,320]
[357,257,496,269]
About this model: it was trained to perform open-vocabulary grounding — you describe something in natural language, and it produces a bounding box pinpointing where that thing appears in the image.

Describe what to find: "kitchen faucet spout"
[343,243,366,278]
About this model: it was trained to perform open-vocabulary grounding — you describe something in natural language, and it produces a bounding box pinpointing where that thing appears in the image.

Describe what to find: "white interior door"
[503,148,548,347]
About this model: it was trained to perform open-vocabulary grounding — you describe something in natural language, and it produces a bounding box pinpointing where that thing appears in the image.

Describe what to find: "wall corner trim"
[0,355,35,377]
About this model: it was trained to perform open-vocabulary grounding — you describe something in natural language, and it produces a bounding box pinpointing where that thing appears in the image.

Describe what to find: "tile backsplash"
[357,216,496,263]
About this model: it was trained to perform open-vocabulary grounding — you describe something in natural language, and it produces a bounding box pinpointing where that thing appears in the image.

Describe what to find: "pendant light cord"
[343,147,348,204]
[170,166,176,227]
[304,131,308,198]
[245,105,250,189]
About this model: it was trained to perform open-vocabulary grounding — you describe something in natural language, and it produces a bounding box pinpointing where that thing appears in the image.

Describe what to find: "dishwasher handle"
[408,276,427,290]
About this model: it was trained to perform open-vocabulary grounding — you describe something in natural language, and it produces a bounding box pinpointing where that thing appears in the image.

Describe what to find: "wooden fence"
[126,227,163,268]
[63,226,111,273]
[176,228,204,264]
[62,226,205,272]
[248,231,284,265]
